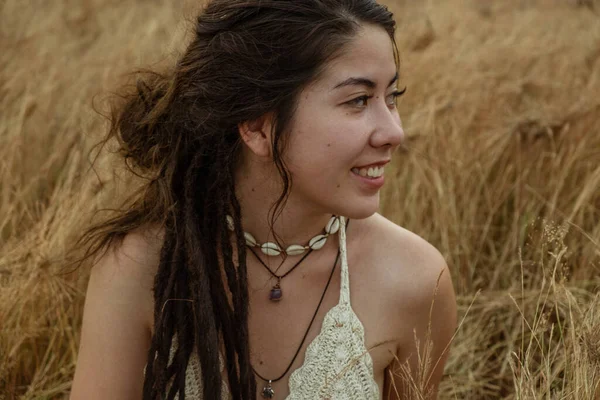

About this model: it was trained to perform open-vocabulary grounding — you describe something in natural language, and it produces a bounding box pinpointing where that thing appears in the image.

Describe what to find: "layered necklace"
[253,248,340,398]
[227,214,341,302]
[226,214,349,398]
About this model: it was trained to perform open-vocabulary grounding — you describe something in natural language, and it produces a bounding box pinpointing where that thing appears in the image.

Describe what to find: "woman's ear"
[238,113,275,158]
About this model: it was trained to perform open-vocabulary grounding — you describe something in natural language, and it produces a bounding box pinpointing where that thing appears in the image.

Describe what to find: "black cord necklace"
[247,246,315,301]
[253,249,339,398]
[251,219,349,399]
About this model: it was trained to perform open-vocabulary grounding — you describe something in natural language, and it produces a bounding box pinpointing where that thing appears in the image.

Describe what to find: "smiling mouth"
[351,166,384,179]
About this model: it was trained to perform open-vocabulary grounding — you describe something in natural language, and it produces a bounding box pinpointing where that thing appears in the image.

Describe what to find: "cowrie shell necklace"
[226,214,341,257]
[226,214,341,302]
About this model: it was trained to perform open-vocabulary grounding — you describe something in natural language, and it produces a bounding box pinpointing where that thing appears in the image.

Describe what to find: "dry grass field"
[1,0,600,398]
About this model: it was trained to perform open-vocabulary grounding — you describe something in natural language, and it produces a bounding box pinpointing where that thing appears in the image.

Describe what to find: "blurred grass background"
[1,0,599,398]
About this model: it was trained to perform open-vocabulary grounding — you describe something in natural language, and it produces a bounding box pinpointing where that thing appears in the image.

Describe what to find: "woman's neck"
[234,158,334,247]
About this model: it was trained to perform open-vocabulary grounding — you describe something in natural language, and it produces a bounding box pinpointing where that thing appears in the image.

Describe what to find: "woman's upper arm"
[70,231,159,400]
[384,236,457,400]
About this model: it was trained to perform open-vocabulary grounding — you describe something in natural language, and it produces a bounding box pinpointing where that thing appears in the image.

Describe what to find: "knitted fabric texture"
[177,348,231,399]
[286,216,379,399]
[173,216,379,399]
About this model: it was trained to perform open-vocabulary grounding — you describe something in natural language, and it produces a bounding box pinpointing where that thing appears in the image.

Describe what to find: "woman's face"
[283,24,405,220]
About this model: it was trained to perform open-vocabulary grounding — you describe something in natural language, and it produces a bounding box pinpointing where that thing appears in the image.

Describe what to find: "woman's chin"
[336,197,380,221]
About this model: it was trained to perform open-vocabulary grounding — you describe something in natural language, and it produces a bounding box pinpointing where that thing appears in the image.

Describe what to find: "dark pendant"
[269,282,282,301]
[261,380,275,398]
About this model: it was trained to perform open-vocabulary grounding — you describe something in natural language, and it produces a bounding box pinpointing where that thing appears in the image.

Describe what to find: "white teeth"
[368,167,382,177]
[352,166,384,178]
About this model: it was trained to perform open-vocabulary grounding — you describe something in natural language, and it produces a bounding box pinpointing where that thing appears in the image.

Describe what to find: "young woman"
[70,1,457,399]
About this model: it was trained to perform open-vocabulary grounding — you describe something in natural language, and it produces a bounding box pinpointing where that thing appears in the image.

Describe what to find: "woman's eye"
[348,95,372,108]
[386,87,407,107]
[347,87,406,109]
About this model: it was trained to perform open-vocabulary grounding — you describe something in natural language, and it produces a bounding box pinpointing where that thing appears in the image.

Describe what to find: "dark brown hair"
[78,1,397,398]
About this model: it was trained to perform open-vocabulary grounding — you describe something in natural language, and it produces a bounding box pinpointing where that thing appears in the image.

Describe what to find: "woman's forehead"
[312,25,397,92]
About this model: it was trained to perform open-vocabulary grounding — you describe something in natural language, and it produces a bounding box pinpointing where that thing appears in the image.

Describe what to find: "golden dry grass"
[1,0,599,399]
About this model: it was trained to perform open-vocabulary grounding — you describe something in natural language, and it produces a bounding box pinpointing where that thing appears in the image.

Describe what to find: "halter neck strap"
[338,216,351,306]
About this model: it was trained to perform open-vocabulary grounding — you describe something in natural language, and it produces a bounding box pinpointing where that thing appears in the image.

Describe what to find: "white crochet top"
[173,216,380,399]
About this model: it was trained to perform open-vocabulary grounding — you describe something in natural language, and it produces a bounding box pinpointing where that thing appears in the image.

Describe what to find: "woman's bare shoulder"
[364,214,457,395]
[91,225,165,328]
[99,225,164,280]
[70,225,165,399]
[112,224,165,271]
[359,213,452,307]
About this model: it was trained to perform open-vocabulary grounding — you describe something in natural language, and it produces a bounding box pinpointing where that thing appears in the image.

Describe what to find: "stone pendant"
[269,281,282,301]
[261,380,275,398]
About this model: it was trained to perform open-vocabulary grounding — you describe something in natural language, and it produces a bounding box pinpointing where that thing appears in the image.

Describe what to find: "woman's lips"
[351,168,385,189]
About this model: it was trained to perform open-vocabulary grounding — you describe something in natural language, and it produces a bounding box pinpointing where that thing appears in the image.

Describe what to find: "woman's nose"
[369,105,405,149]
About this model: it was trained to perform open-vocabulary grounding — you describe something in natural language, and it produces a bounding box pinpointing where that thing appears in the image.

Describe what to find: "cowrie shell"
[309,234,327,250]
[261,242,281,256]
[286,244,306,256]
[325,216,340,234]
[226,215,234,231]
[244,232,257,247]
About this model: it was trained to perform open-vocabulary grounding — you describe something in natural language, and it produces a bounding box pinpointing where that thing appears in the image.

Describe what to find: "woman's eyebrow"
[333,72,398,90]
